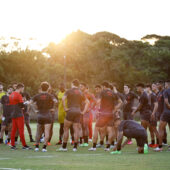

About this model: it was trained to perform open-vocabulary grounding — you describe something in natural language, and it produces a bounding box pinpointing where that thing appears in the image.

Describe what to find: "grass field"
[0,123,170,170]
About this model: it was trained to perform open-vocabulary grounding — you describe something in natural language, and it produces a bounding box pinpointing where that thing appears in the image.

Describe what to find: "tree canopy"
[0,30,170,94]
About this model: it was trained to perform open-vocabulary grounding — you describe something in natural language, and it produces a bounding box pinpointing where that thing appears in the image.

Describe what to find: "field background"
[0,123,170,170]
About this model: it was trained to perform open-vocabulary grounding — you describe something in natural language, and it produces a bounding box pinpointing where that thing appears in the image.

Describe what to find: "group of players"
[0,79,170,154]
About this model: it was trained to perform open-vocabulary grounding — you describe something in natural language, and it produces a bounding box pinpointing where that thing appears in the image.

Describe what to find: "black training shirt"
[119,120,145,132]
[163,88,170,113]
[157,90,164,114]
[33,93,54,113]
[123,91,138,112]
[64,88,85,109]
[100,89,119,114]
[139,91,151,114]
[1,95,12,118]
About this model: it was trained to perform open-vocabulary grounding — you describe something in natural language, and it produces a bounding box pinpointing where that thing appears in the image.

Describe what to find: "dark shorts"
[124,129,147,147]
[1,117,12,126]
[66,107,81,123]
[161,112,170,124]
[37,112,53,124]
[96,114,114,127]
[24,112,30,122]
[150,119,157,127]
[140,112,151,122]
[123,112,133,120]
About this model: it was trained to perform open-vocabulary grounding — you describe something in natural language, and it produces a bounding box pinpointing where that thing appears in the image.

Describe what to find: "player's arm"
[131,99,143,116]
[121,138,129,148]
[151,101,158,120]
[113,131,123,151]
[82,98,90,115]
[62,94,68,112]
[164,90,170,109]
[164,98,170,109]
[113,98,122,114]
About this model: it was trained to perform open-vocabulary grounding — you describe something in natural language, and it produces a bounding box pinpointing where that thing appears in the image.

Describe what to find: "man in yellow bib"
[56,83,66,145]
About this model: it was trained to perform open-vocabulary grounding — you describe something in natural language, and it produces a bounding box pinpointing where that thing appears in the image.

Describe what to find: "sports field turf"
[0,123,170,170]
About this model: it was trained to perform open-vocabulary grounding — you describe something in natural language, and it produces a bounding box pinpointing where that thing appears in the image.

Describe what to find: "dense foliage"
[0,31,170,94]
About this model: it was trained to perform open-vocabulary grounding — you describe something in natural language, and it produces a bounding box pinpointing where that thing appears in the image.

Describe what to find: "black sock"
[74,142,78,149]
[63,142,67,149]
[156,138,159,145]
[43,145,46,149]
[7,138,10,143]
[159,145,162,148]
[15,137,18,142]
[106,144,110,148]
[36,144,39,148]
[163,139,167,144]
[80,137,83,144]
[84,136,88,143]
[72,136,74,141]
[106,135,108,141]
[93,143,96,148]
[29,135,33,140]
[100,141,104,145]
[111,141,114,145]
[151,139,155,145]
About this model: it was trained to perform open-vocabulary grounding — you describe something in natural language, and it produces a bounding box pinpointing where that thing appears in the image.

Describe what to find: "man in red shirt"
[9,83,30,150]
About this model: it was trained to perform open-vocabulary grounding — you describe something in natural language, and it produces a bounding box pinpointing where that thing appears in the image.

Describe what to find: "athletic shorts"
[123,112,133,120]
[66,107,81,123]
[37,112,53,124]
[96,114,114,127]
[124,129,147,147]
[140,112,151,122]
[1,117,12,126]
[161,112,170,124]
[24,112,30,122]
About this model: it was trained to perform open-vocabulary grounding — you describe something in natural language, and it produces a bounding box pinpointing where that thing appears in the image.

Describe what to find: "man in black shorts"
[88,81,122,151]
[132,83,152,143]
[111,120,147,154]
[22,91,35,142]
[145,84,160,148]
[0,85,13,145]
[155,80,170,151]
[58,79,89,152]
[33,82,54,152]
[123,84,138,120]
[156,81,168,146]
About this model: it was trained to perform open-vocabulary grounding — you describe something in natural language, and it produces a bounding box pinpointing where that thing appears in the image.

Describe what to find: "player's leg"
[11,118,17,148]
[61,119,72,150]
[42,124,52,152]
[17,117,27,147]
[35,124,44,151]
[25,118,34,142]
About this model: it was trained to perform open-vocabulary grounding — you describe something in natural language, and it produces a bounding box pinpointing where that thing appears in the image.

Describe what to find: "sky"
[0,0,170,47]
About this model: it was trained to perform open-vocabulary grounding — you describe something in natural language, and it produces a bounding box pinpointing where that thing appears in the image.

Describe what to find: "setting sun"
[0,0,170,49]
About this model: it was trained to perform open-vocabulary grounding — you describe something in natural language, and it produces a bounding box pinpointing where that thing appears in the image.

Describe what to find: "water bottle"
[144,144,148,154]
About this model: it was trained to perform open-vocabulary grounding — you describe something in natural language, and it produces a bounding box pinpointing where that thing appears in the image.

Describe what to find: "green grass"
[0,123,170,170]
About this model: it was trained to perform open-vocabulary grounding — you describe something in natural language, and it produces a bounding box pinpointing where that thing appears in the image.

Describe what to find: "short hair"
[136,83,145,88]
[158,80,164,84]
[7,85,13,89]
[145,84,151,89]
[16,83,24,89]
[72,79,79,87]
[124,84,130,88]
[41,82,49,91]
[102,81,110,88]
[95,85,102,89]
